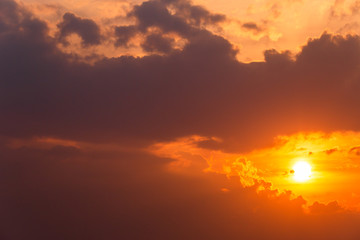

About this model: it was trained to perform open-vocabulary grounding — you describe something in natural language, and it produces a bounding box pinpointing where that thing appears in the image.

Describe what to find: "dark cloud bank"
[57,12,101,47]
[1,0,360,239]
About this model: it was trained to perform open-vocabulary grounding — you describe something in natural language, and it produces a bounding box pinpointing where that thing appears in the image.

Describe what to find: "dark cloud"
[129,0,192,36]
[168,0,226,26]
[141,33,174,53]
[0,0,21,31]
[263,49,293,63]
[57,12,101,47]
[114,0,225,49]
[1,142,360,240]
[114,25,138,47]
[0,0,240,149]
[242,22,264,33]
[0,0,47,37]
[3,0,360,154]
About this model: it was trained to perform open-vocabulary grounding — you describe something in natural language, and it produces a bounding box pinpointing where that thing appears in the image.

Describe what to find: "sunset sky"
[2,0,360,239]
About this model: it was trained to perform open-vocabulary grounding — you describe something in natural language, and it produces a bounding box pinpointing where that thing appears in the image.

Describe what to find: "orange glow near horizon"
[149,131,360,211]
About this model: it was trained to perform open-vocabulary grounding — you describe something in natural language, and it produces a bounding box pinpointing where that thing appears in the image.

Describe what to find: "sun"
[292,161,312,182]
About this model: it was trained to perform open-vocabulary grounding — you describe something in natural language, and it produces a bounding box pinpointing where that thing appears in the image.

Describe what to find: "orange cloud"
[149,131,360,210]
[149,135,261,186]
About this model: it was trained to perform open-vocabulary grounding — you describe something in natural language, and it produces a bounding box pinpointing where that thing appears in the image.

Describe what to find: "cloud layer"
[2,0,360,239]
[2,139,360,240]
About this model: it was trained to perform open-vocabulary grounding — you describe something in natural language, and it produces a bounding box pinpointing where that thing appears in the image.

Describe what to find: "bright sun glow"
[292,161,312,182]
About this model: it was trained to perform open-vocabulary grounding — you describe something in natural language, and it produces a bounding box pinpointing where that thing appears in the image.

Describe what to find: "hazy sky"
[2,0,360,239]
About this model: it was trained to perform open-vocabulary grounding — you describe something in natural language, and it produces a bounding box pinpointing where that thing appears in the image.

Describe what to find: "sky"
[2,0,360,239]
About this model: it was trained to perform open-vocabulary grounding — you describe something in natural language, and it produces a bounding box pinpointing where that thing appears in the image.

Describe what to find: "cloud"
[148,135,260,186]
[2,140,360,240]
[270,3,281,18]
[168,0,226,26]
[113,0,226,51]
[126,0,193,37]
[324,147,339,155]
[57,12,101,47]
[148,131,360,210]
[0,0,22,31]
[3,0,360,157]
[330,0,360,19]
[241,22,264,34]
[351,0,360,15]
[141,33,175,53]
[349,146,360,155]
[309,201,344,214]
[2,1,360,239]
[114,25,138,47]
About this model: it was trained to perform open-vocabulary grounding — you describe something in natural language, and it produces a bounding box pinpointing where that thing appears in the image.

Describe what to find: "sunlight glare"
[292,161,312,182]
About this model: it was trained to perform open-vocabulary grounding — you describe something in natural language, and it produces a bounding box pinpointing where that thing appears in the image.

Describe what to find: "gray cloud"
[114,0,226,50]
[57,12,101,47]
[114,25,138,47]
[242,22,264,34]
[141,33,175,53]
